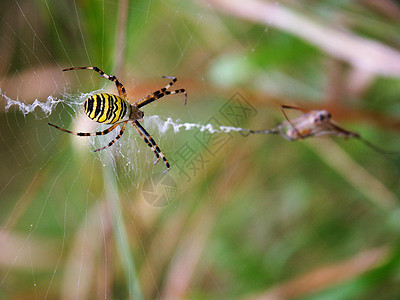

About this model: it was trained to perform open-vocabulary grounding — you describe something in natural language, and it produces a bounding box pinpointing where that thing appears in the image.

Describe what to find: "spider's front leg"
[135,76,187,108]
[63,66,127,99]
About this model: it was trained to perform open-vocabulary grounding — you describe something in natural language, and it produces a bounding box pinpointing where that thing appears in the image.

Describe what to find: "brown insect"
[248,105,398,154]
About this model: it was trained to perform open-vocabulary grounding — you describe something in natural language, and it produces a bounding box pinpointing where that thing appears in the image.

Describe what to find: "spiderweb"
[1,0,400,299]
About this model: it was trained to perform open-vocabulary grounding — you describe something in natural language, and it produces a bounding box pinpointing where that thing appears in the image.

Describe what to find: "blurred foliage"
[1,0,400,299]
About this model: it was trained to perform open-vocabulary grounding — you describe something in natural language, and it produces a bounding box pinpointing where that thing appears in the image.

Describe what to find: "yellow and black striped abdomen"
[84,93,131,124]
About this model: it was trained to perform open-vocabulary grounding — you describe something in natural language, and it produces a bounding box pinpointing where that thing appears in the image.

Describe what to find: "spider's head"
[313,110,331,124]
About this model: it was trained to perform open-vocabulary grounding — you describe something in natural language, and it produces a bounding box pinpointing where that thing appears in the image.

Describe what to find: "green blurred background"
[1,0,400,299]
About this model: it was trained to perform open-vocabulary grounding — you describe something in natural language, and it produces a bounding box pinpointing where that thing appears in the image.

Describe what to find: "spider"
[48,66,187,173]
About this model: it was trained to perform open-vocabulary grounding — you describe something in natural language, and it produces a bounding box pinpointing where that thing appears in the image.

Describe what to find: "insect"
[48,66,187,173]
[248,105,399,154]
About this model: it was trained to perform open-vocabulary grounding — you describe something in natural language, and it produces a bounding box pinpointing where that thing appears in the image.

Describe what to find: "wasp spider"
[49,66,187,173]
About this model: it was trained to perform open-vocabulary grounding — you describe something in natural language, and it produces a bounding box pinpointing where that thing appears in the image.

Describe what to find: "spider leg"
[135,76,187,108]
[134,120,170,173]
[63,66,127,99]
[94,121,128,152]
[130,121,160,165]
[48,122,121,136]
